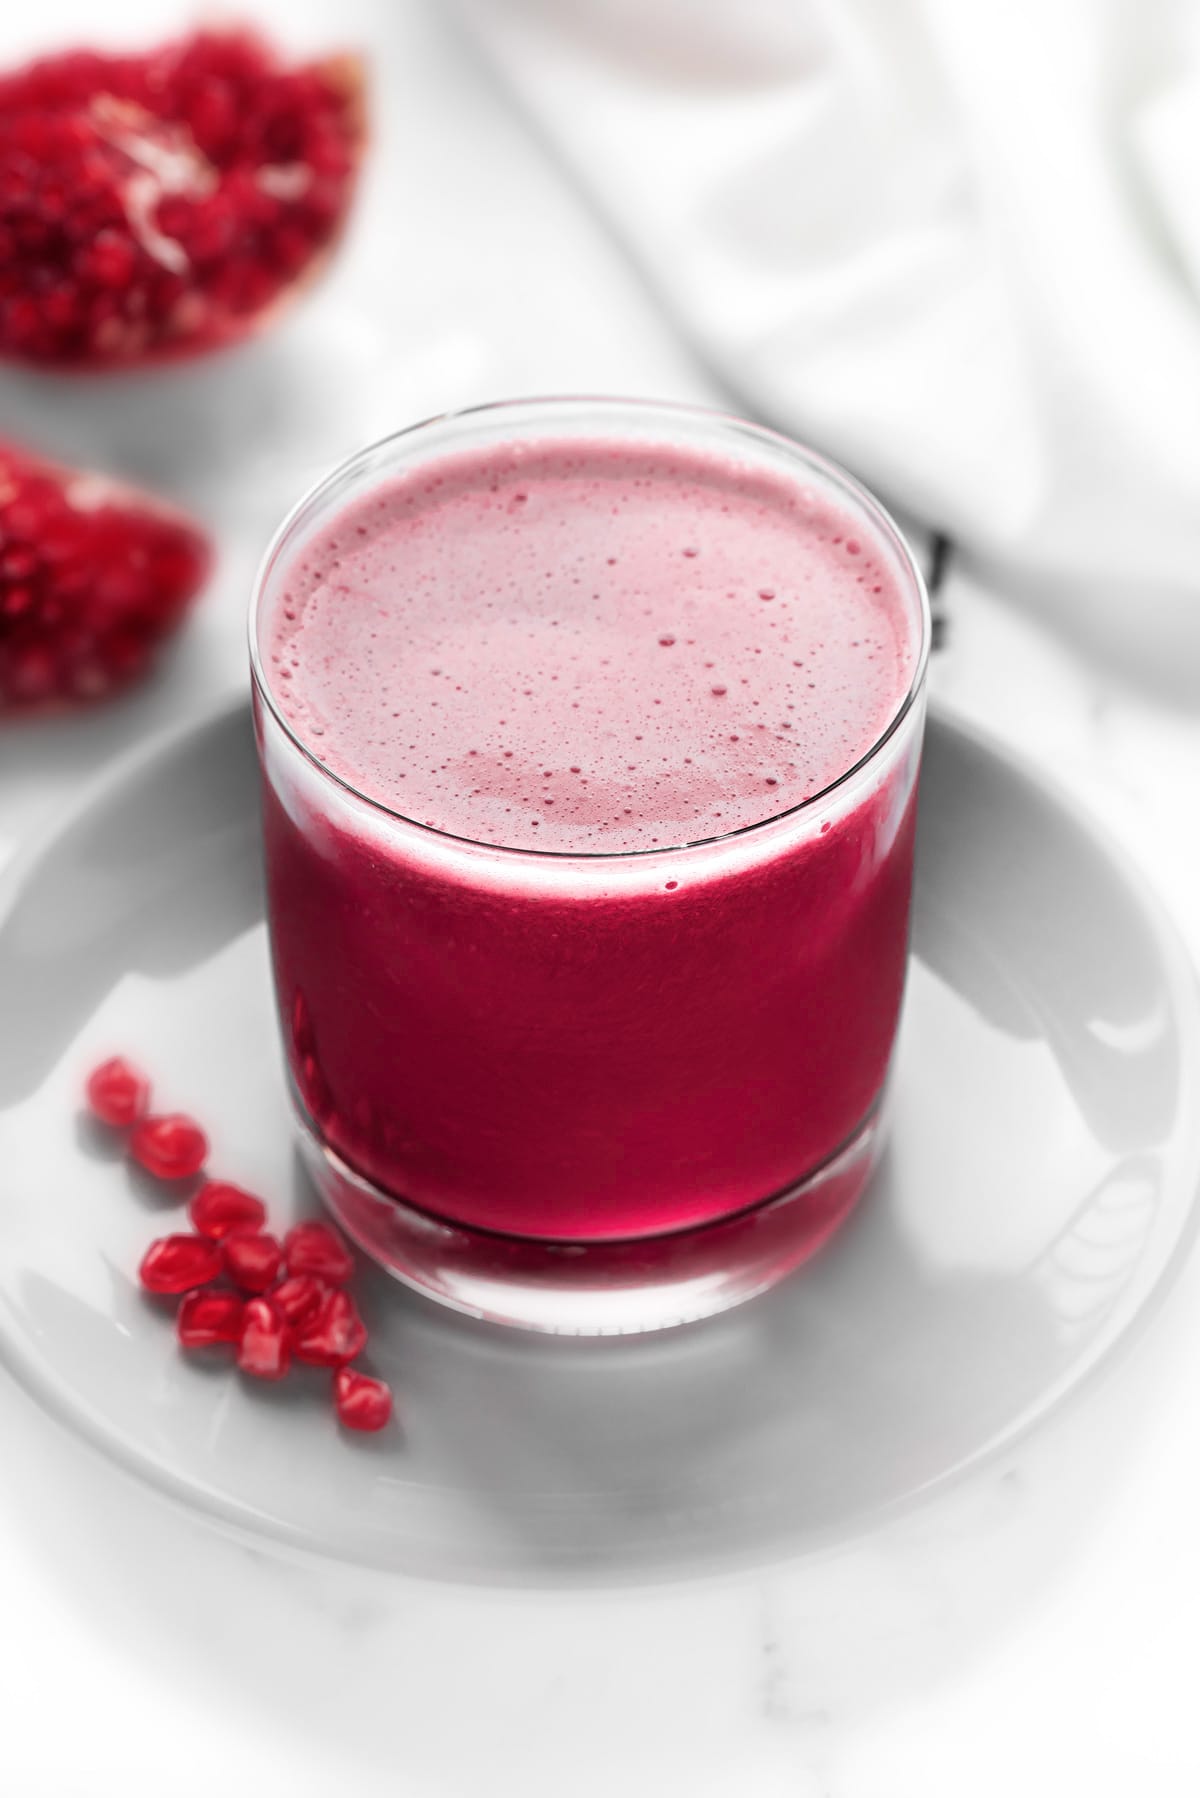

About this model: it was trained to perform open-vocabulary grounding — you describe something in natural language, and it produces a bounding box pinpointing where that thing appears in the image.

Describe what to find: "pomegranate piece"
[333,1367,393,1434]
[283,1220,354,1285]
[84,1055,149,1126]
[139,1232,221,1295]
[177,1288,244,1348]
[237,1295,291,1380]
[221,1230,283,1294]
[0,442,210,714]
[0,27,366,370]
[271,1273,328,1333]
[129,1111,208,1180]
[189,1180,267,1240]
[293,1286,367,1367]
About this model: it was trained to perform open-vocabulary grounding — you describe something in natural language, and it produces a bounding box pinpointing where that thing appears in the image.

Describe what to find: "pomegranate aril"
[129,1112,208,1180]
[139,1233,221,1295]
[85,1055,149,1126]
[333,1367,393,1434]
[222,1231,283,1294]
[293,1287,367,1367]
[189,1181,267,1240]
[237,1296,291,1381]
[3,547,37,582]
[283,1220,354,1285]
[177,1288,244,1348]
[271,1273,328,1332]
[77,231,136,287]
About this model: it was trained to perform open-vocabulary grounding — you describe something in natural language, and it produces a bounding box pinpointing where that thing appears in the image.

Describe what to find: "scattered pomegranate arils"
[139,1233,221,1295]
[85,1055,150,1126]
[283,1220,354,1285]
[0,27,366,370]
[101,1056,401,1433]
[271,1273,328,1333]
[177,1288,244,1348]
[129,1111,208,1180]
[0,442,210,715]
[189,1180,267,1240]
[293,1286,367,1367]
[237,1295,291,1380]
[221,1230,283,1294]
[333,1367,393,1434]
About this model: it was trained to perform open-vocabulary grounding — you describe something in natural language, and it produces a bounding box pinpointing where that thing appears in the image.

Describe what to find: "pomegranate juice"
[254,424,925,1243]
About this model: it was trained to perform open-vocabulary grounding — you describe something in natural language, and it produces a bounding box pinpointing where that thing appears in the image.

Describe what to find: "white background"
[3,3,1200,1793]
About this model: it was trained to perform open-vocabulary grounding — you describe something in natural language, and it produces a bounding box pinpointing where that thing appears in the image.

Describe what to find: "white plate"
[0,702,1197,1585]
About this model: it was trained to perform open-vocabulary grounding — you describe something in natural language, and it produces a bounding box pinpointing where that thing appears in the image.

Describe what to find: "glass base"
[293,1103,885,1335]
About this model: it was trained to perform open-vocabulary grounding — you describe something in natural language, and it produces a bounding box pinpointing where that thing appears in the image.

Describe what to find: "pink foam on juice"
[267,443,911,851]
[258,439,922,1241]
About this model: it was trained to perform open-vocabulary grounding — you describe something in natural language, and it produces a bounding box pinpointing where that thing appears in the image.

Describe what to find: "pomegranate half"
[0,26,366,369]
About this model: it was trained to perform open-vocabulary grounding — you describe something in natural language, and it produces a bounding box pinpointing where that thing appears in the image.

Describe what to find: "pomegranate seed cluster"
[85,1055,394,1434]
[0,28,365,367]
[0,441,210,712]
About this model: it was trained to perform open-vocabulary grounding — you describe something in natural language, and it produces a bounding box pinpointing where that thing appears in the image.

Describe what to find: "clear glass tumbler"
[250,398,930,1333]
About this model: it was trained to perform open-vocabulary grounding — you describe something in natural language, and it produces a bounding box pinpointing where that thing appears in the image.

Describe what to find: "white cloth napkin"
[459,0,1200,678]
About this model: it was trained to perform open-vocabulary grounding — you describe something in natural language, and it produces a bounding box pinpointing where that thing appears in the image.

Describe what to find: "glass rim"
[248,394,932,863]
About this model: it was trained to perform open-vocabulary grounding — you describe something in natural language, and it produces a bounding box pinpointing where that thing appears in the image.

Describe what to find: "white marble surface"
[3,3,1200,1793]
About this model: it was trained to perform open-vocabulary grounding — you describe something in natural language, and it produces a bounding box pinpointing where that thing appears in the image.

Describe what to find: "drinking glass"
[250,398,930,1332]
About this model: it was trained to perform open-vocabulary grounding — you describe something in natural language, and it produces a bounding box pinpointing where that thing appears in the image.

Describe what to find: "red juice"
[253,412,926,1246]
